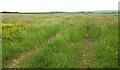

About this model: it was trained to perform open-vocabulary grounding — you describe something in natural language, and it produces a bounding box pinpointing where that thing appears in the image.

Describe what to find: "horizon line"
[0,10,118,13]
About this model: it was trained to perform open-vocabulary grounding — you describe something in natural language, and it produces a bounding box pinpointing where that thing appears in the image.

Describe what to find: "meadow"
[1,13,118,68]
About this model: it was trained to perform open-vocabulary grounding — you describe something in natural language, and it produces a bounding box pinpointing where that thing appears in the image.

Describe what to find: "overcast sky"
[0,0,119,12]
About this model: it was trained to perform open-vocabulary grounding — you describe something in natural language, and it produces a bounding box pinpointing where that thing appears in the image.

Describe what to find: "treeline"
[1,11,19,13]
[1,11,118,14]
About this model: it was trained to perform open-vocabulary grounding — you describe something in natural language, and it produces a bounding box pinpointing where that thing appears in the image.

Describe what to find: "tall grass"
[2,14,118,68]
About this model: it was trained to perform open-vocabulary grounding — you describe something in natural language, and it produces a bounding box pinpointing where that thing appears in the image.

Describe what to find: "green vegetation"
[2,13,118,68]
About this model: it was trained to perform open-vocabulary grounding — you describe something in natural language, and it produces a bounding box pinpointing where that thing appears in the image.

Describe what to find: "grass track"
[2,13,118,68]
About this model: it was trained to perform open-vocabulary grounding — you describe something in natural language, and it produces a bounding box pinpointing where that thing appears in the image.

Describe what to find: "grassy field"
[1,13,118,68]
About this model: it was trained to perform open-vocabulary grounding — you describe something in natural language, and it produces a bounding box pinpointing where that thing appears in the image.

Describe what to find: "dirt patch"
[7,47,37,68]
[84,37,94,46]
[80,47,96,68]
[80,38,96,68]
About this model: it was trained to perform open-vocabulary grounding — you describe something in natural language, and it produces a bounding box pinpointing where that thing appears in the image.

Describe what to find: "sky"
[0,0,119,12]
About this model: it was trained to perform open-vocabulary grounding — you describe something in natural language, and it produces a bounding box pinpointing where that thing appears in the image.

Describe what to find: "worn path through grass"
[79,38,96,68]
[6,22,67,68]
[2,14,118,68]
[7,47,37,68]
[7,32,61,68]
